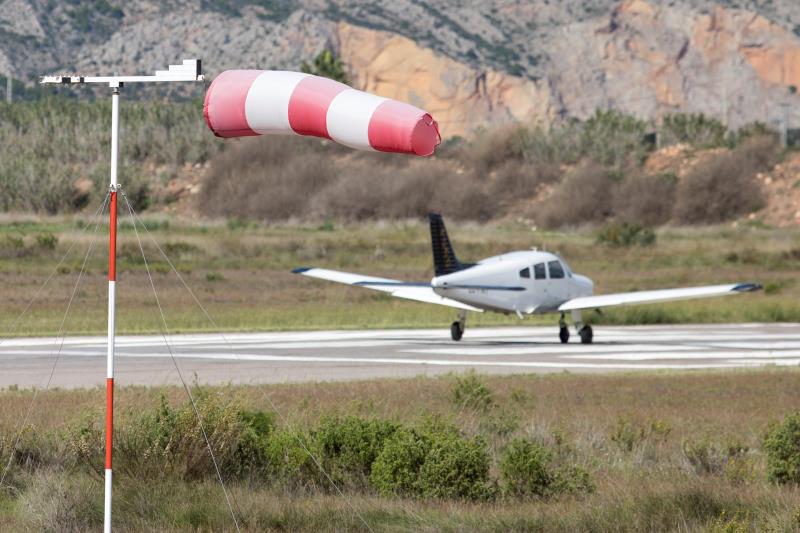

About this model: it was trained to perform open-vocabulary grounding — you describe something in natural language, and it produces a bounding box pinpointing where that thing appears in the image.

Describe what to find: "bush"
[596,222,656,247]
[418,433,493,500]
[764,412,800,485]
[681,438,748,477]
[580,109,652,168]
[315,416,399,486]
[370,425,493,501]
[537,163,615,228]
[114,393,274,481]
[500,438,593,498]
[500,438,553,497]
[452,371,495,413]
[264,429,326,491]
[199,136,338,220]
[609,417,671,453]
[613,173,676,226]
[370,427,430,496]
[672,136,774,224]
[659,113,728,149]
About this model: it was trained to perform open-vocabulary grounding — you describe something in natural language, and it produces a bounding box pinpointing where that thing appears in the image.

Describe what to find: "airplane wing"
[292,267,482,312]
[558,283,761,312]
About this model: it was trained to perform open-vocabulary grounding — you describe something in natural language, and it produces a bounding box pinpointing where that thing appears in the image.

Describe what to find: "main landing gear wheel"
[579,325,593,344]
[451,321,464,341]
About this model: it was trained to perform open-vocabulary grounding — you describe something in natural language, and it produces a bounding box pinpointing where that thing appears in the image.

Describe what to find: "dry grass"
[0,216,798,337]
[2,369,800,530]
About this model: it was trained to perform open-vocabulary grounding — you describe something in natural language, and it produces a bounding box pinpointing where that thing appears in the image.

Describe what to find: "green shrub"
[234,409,275,477]
[682,438,749,477]
[114,393,270,481]
[264,429,326,491]
[418,433,493,500]
[500,438,593,498]
[370,424,493,501]
[315,416,399,486]
[659,113,728,149]
[596,222,656,247]
[580,109,652,168]
[609,417,671,452]
[35,232,58,250]
[764,412,800,484]
[370,427,430,496]
[500,438,553,497]
[452,371,494,412]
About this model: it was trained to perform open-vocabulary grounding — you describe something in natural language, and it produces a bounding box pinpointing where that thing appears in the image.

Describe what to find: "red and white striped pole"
[39,61,203,533]
[104,82,120,533]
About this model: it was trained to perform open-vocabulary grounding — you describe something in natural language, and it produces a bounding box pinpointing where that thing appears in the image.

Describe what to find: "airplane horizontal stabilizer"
[292,267,482,311]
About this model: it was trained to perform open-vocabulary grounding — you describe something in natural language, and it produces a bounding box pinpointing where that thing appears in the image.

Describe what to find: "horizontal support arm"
[40,59,203,85]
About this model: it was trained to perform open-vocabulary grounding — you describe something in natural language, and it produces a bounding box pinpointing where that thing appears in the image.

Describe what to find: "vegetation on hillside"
[0,98,219,213]
[1,370,799,530]
[0,97,785,228]
[200,110,780,227]
[300,49,350,84]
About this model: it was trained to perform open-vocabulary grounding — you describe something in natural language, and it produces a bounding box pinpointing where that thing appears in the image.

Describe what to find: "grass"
[0,216,798,337]
[2,369,800,530]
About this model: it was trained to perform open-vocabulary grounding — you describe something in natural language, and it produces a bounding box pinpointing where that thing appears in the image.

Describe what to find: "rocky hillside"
[3,0,800,137]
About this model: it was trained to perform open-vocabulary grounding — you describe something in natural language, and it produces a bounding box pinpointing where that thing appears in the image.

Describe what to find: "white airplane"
[293,214,762,344]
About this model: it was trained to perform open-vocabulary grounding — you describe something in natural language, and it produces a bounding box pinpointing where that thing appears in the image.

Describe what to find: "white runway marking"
[0,324,797,388]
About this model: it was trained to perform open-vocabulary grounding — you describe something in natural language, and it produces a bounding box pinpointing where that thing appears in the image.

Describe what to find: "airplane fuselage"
[431,250,593,315]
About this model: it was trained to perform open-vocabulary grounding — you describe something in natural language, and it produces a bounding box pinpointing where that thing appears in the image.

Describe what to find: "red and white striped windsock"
[203,70,441,156]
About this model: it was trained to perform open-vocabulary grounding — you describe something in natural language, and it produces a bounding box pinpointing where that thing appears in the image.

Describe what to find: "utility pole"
[40,59,203,533]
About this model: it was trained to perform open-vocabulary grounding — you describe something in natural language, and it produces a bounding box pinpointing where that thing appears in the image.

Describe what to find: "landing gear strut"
[558,313,569,344]
[451,310,467,341]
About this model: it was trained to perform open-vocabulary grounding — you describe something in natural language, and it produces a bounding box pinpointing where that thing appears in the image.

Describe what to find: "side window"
[548,260,565,279]
[519,267,530,279]
[533,263,546,280]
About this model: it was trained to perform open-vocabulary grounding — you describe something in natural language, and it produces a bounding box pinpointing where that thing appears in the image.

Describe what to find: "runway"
[0,324,798,389]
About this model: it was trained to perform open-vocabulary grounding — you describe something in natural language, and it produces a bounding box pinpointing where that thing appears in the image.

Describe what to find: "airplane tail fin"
[429,213,464,276]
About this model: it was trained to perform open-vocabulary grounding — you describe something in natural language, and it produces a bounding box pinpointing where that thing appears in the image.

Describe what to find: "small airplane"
[293,214,762,343]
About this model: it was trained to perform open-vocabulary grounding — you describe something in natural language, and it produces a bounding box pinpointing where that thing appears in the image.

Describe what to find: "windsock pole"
[40,60,203,533]
[104,82,120,533]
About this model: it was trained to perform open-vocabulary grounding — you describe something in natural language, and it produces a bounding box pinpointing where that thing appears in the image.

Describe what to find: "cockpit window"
[533,263,546,280]
[519,267,530,279]
[548,260,565,279]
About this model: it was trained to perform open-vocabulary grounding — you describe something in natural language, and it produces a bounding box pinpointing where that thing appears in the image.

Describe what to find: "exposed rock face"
[547,0,800,129]
[337,23,556,136]
[2,0,800,134]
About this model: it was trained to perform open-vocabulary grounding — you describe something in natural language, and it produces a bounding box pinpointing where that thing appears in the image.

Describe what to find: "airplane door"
[532,262,548,307]
[546,260,569,308]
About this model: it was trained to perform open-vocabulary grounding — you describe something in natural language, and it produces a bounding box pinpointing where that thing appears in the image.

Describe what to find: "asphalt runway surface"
[0,324,798,389]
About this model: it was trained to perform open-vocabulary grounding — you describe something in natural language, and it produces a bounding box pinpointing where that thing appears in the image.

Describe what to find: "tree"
[301,49,350,84]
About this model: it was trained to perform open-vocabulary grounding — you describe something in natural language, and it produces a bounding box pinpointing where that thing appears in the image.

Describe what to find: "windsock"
[204,70,441,156]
